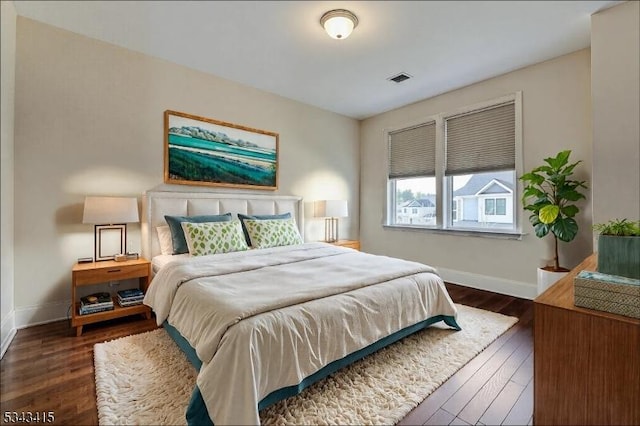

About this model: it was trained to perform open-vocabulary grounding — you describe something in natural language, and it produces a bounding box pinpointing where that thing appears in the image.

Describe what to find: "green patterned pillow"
[243,218,303,249]
[181,220,248,256]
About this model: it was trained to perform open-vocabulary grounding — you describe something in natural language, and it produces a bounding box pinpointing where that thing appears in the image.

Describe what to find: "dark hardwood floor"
[399,284,534,426]
[0,316,158,425]
[0,283,533,425]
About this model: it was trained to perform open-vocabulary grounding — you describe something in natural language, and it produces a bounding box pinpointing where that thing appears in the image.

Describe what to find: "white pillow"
[181,220,249,256]
[156,225,173,255]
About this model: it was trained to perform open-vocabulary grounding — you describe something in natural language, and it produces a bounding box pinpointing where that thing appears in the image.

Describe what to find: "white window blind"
[388,121,436,179]
[445,102,515,176]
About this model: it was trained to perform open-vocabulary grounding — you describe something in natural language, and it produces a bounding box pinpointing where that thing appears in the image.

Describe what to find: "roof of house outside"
[401,195,436,208]
[453,171,514,196]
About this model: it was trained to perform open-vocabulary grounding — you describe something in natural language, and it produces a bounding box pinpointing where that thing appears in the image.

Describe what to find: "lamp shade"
[82,196,139,224]
[320,9,358,40]
[315,200,348,218]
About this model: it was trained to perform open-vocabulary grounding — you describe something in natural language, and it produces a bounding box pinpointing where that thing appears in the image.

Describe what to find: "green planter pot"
[597,235,640,279]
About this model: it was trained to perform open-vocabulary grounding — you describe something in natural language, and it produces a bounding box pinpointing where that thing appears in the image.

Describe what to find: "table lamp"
[82,196,139,261]
[315,200,348,243]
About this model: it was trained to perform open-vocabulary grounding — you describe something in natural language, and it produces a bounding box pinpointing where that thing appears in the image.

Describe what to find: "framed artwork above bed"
[164,110,278,190]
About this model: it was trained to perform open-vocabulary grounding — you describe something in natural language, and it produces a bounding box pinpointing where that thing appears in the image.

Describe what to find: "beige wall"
[360,50,593,298]
[1,0,17,355]
[591,1,640,225]
[9,2,637,329]
[13,18,360,326]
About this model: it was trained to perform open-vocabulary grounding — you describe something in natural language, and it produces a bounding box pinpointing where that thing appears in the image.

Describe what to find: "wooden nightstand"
[71,258,152,336]
[329,240,360,250]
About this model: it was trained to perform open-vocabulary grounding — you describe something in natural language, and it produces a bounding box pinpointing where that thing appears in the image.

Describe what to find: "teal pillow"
[243,218,303,249]
[181,220,248,256]
[238,213,291,246]
[165,213,232,254]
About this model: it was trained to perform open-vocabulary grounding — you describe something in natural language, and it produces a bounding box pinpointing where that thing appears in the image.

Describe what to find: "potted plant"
[520,150,588,293]
[593,218,640,279]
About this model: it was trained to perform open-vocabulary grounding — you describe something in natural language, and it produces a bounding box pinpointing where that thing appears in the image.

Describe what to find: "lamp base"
[94,223,127,262]
[325,217,339,243]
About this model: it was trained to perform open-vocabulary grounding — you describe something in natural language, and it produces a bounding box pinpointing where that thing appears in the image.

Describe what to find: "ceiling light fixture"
[320,9,358,40]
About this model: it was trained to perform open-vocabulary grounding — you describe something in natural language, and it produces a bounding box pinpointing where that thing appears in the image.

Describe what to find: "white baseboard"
[438,267,537,300]
[14,300,71,330]
[1,310,16,359]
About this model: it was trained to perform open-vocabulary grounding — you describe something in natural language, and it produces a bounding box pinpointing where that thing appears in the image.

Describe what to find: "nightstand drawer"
[74,263,148,285]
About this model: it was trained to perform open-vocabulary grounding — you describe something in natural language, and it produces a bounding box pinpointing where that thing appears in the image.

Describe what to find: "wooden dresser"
[534,254,640,425]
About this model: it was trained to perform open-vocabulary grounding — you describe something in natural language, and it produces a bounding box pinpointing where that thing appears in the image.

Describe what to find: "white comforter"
[144,242,457,425]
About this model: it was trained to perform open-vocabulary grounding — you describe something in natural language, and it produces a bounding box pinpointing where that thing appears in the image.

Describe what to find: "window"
[452,199,459,222]
[451,171,515,230]
[387,93,521,235]
[484,198,506,215]
[388,121,437,226]
[393,177,436,226]
[485,199,496,215]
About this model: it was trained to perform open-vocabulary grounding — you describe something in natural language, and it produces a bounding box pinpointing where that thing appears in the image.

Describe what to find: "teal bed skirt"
[163,314,461,425]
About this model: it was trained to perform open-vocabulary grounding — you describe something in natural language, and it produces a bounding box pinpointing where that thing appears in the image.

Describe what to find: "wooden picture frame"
[164,110,278,190]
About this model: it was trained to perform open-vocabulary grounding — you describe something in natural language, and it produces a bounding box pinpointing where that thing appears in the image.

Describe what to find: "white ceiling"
[13,1,619,120]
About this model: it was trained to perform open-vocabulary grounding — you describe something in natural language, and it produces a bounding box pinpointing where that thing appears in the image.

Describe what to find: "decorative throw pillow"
[238,212,292,246]
[165,213,232,255]
[156,225,173,255]
[181,220,248,256]
[243,218,303,249]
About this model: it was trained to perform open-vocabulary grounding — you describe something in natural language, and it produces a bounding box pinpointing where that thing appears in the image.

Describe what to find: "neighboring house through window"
[452,171,514,229]
[396,197,436,225]
[452,199,460,222]
[484,198,507,215]
[386,93,522,235]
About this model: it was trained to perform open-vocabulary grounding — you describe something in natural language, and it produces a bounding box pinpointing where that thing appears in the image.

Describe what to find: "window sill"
[383,224,525,240]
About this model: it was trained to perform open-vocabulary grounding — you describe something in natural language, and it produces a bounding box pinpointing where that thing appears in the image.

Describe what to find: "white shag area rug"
[94,304,517,425]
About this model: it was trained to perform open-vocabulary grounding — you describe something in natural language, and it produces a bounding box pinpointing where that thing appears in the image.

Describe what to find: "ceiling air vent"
[388,72,412,83]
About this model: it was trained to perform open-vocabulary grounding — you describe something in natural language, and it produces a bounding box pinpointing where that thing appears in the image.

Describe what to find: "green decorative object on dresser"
[593,219,640,279]
[574,270,640,319]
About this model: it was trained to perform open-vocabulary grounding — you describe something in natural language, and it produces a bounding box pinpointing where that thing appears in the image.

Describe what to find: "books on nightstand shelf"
[80,292,114,315]
[117,288,145,307]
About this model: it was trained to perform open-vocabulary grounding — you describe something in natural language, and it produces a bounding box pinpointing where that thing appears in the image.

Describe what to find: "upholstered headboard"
[142,190,304,259]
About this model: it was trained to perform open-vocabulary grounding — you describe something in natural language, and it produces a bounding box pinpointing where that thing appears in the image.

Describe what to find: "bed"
[141,190,460,425]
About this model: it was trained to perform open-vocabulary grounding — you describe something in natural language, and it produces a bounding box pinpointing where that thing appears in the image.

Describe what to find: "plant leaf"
[529,213,539,224]
[520,172,545,185]
[534,222,550,238]
[523,187,545,199]
[532,166,553,175]
[562,205,579,217]
[561,161,581,176]
[546,150,570,169]
[539,205,560,224]
[551,217,578,242]
[558,189,586,201]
